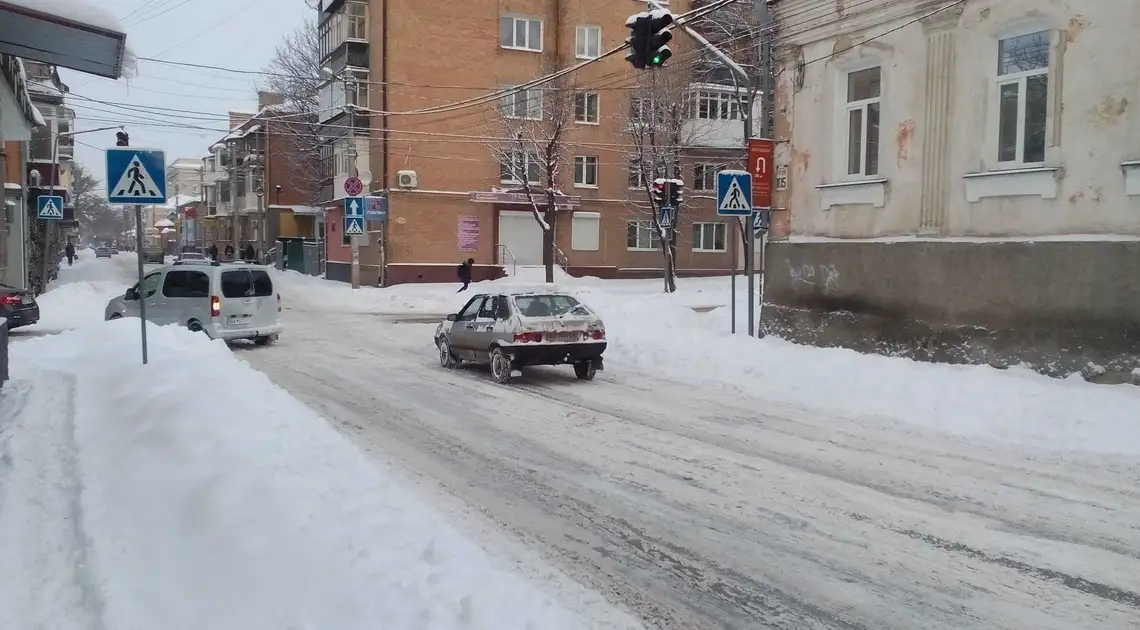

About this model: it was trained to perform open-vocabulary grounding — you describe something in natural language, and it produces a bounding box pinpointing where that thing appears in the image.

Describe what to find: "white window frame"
[575,25,601,59]
[501,86,542,120]
[500,151,540,185]
[626,220,660,251]
[345,1,367,40]
[500,15,543,52]
[691,222,727,252]
[573,155,599,188]
[692,163,720,191]
[844,66,881,178]
[692,89,739,120]
[994,29,1051,167]
[574,91,599,124]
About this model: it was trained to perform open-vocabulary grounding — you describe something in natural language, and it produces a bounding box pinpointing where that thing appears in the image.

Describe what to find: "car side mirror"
[125,287,138,300]
[446,313,458,321]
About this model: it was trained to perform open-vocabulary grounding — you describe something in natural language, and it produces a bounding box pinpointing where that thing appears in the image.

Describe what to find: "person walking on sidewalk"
[456,258,474,292]
[65,241,75,266]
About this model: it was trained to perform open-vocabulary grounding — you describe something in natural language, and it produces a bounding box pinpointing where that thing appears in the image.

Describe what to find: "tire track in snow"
[0,373,106,630]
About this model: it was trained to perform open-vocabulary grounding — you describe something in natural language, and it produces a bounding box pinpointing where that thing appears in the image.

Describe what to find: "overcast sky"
[61,0,313,187]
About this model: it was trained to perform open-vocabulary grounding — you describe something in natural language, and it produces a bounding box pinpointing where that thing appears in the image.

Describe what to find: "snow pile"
[2,322,600,630]
[24,255,132,333]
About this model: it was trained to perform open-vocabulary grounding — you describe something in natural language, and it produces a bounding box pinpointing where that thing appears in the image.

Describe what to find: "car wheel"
[438,339,458,368]
[108,313,122,320]
[187,320,205,333]
[489,347,513,384]
[574,360,597,381]
[254,335,276,346]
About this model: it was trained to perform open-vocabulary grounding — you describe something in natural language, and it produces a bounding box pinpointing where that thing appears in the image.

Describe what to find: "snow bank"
[277,271,1140,455]
[23,255,132,333]
[6,322,600,629]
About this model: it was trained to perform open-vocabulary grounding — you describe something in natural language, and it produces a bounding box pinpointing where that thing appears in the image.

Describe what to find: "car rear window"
[162,270,210,298]
[513,295,584,317]
[220,269,274,298]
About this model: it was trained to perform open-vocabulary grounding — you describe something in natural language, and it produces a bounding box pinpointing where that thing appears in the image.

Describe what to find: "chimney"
[257,91,285,109]
[228,111,253,129]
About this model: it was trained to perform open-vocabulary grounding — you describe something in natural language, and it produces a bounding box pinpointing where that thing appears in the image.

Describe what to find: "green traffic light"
[652,55,661,64]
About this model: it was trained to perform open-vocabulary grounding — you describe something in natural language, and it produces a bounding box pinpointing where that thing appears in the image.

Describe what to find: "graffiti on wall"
[788,261,841,294]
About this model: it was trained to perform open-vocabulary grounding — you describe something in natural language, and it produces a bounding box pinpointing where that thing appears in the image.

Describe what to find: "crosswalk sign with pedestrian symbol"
[716,169,752,216]
[37,195,64,220]
[105,148,167,205]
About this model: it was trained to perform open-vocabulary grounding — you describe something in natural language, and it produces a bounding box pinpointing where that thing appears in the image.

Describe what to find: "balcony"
[318,1,368,63]
[202,169,228,184]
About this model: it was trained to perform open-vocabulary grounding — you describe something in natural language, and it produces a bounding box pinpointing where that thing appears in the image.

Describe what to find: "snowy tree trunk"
[543,189,557,284]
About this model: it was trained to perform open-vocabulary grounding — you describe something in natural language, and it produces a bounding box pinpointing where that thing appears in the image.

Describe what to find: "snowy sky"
[60,0,313,186]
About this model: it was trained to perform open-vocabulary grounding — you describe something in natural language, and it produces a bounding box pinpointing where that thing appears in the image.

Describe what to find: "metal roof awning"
[0,1,128,79]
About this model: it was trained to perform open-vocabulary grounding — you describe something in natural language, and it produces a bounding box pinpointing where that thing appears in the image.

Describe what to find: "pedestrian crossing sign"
[37,195,64,220]
[106,148,167,205]
[716,169,752,216]
[344,216,365,235]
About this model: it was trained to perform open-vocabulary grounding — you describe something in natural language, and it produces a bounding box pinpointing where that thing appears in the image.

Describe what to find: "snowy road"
[243,306,1140,630]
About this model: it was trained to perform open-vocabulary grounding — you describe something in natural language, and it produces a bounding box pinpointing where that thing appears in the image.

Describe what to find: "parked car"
[104,262,282,344]
[0,282,40,329]
[109,246,119,254]
[95,247,111,258]
[175,251,209,265]
[141,247,164,264]
[434,290,606,383]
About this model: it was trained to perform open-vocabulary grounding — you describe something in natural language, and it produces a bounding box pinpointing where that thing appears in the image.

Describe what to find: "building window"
[501,86,542,120]
[319,143,334,180]
[575,26,601,59]
[346,1,367,40]
[628,156,665,189]
[692,222,727,252]
[997,31,1049,165]
[574,156,598,187]
[30,125,53,161]
[574,91,599,124]
[627,220,660,250]
[693,90,738,120]
[500,16,542,52]
[500,151,540,184]
[845,66,881,177]
[692,163,721,191]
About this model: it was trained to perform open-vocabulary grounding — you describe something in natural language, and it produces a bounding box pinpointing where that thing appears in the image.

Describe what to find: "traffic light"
[115,131,129,146]
[624,13,651,69]
[625,10,674,69]
[651,178,668,206]
[667,179,683,207]
[647,10,674,67]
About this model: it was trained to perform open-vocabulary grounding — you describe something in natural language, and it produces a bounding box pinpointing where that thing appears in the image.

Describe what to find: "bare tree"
[259,19,323,204]
[621,64,711,293]
[71,161,131,241]
[485,75,574,283]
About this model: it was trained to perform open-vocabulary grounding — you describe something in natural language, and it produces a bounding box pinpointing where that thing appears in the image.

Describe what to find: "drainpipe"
[379,0,390,286]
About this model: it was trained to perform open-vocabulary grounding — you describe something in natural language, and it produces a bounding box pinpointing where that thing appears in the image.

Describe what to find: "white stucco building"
[771,0,1139,238]
[761,0,1140,378]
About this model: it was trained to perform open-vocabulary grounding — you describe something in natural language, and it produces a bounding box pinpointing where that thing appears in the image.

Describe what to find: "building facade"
[315,0,760,285]
[764,0,1140,376]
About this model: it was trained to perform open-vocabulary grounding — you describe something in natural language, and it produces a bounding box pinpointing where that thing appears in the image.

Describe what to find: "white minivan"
[105,262,283,344]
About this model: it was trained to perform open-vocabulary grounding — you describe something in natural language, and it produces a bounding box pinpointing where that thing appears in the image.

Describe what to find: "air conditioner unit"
[396,170,418,188]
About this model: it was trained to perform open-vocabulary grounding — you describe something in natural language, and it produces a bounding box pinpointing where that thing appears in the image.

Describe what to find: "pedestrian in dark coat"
[457,258,474,292]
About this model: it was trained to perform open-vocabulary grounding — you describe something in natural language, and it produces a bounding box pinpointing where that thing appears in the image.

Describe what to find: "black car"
[0,283,40,329]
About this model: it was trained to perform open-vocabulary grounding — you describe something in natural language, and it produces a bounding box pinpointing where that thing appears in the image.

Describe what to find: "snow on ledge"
[784,234,1140,244]
[3,0,137,78]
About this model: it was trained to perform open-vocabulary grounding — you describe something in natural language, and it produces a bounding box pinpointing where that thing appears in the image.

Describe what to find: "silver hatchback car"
[434,290,607,383]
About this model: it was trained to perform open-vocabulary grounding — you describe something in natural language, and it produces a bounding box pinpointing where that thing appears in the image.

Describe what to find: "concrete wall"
[771,0,1140,239]
[762,240,1140,378]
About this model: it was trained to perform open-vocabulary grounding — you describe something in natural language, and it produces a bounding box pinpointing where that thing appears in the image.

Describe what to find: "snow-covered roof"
[159,194,200,210]
[1,0,135,79]
[13,58,46,127]
[2,0,123,33]
[4,183,23,190]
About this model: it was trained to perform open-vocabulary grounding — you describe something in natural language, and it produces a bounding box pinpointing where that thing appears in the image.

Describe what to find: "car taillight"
[513,331,543,343]
[0,295,19,306]
[277,293,282,312]
[589,328,605,340]
[210,296,221,317]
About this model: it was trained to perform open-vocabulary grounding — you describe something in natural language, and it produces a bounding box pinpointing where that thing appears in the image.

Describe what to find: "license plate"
[229,316,250,325]
[547,332,580,342]
[20,295,31,304]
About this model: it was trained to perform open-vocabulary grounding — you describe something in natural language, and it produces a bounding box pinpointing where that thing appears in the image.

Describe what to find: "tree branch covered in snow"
[484,70,574,283]
[71,162,131,241]
[258,19,323,204]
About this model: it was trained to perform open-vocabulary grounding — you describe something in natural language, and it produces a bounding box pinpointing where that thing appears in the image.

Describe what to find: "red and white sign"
[747,138,775,208]
[344,176,363,196]
[182,206,198,219]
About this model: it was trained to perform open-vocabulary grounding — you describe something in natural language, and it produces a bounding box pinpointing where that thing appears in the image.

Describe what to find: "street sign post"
[36,195,64,220]
[716,169,752,216]
[658,204,674,228]
[753,208,771,237]
[364,195,388,222]
[747,138,775,208]
[344,176,363,197]
[106,148,167,205]
[343,196,364,288]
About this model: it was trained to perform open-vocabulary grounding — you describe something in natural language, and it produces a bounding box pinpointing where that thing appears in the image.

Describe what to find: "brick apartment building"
[201,93,322,257]
[315,0,759,285]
